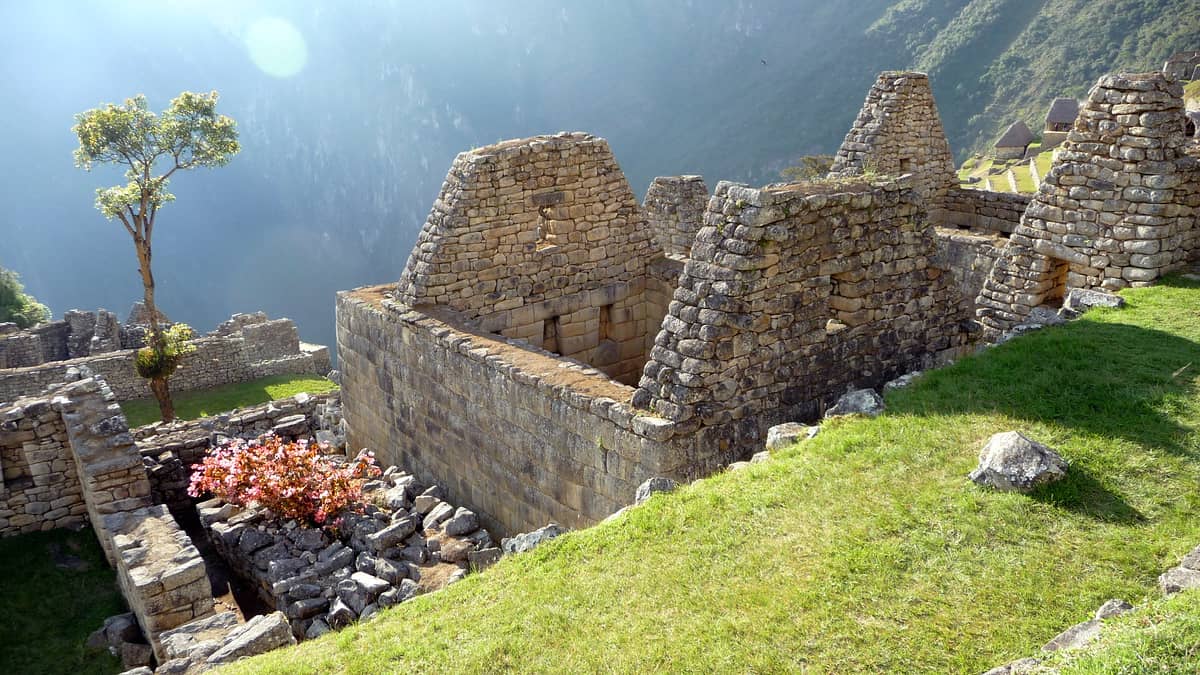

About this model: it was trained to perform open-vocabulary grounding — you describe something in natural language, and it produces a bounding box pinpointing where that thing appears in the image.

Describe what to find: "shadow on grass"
[1029,465,1145,525]
[896,319,1200,459]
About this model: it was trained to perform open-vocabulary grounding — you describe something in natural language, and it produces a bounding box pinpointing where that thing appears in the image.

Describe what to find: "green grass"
[1184,79,1200,107]
[230,279,1200,674]
[1045,590,1200,673]
[1010,162,1037,192]
[120,374,339,427]
[0,528,125,675]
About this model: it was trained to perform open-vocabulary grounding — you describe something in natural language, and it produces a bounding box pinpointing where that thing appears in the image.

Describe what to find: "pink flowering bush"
[188,435,380,526]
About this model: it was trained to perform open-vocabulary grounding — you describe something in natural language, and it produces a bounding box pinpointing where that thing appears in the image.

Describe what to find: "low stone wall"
[0,319,330,405]
[0,321,70,369]
[136,392,342,510]
[932,227,1007,310]
[337,288,695,535]
[104,504,213,661]
[941,187,1030,235]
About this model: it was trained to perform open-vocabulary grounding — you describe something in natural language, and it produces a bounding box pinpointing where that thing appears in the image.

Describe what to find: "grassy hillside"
[869,0,1200,158]
[230,277,1200,673]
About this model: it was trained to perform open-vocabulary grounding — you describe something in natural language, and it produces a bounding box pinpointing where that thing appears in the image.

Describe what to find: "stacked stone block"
[337,288,689,535]
[1163,51,1200,81]
[634,176,971,450]
[941,188,1032,235]
[0,315,329,404]
[643,175,710,259]
[103,504,214,660]
[828,71,959,213]
[0,396,87,534]
[395,133,658,384]
[976,72,1200,336]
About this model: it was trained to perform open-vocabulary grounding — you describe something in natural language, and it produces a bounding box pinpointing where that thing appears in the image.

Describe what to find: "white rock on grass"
[969,431,1067,493]
[825,389,885,418]
[634,477,678,505]
[765,422,811,450]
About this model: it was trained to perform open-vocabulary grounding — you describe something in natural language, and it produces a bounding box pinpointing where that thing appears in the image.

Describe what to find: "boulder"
[825,389,885,418]
[468,547,503,571]
[1094,598,1134,620]
[502,523,567,554]
[765,422,811,451]
[423,502,455,530]
[271,414,309,437]
[365,517,417,553]
[1159,566,1200,595]
[120,642,153,669]
[634,477,678,505]
[206,611,296,665]
[442,507,479,536]
[1064,288,1125,312]
[1042,619,1102,652]
[969,431,1067,493]
[378,579,419,607]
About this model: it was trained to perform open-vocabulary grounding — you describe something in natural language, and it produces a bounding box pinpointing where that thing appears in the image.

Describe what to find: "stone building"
[994,120,1036,159]
[1043,98,1080,148]
[976,72,1200,337]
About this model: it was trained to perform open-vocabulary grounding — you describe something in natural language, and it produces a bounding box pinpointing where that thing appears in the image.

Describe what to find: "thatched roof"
[1045,98,1079,125]
[995,120,1035,148]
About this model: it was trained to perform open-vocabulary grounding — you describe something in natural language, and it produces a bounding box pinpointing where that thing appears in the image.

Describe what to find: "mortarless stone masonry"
[643,175,710,260]
[976,72,1200,336]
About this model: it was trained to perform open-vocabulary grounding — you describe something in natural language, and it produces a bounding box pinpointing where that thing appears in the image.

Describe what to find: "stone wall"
[0,396,87,535]
[829,71,959,215]
[0,318,330,405]
[977,72,1200,336]
[941,187,1031,234]
[634,176,972,444]
[337,288,698,536]
[643,175,710,259]
[0,320,70,369]
[931,228,1007,311]
[394,133,659,385]
[1163,51,1200,81]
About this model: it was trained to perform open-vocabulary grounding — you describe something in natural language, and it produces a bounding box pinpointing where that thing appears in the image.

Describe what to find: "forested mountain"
[0,1,1195,351]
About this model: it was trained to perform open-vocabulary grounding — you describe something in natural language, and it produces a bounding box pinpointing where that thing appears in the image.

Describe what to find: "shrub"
[188,435,380,526]
[134,323,196,379]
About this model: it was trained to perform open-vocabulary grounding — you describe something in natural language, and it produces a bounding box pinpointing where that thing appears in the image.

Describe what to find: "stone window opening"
[1042,259,1071,306]
[899,158,913,174]
[1186,117,1196,138]
[1,447,34,493]
[535,205,559,249]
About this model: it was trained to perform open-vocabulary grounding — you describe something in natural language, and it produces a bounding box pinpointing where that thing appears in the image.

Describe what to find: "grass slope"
[231,279,1200,674]
[0,528,124,674]
[120,375,338,428]
[1044,590,1200,673]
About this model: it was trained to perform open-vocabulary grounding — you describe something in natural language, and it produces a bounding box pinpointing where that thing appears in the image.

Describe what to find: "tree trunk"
[134,238,175,422]
[149,376,175,422]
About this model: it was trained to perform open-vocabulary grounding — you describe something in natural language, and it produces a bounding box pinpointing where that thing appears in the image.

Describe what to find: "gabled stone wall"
[634,176,972,448]
[0,396,86,535]
[976,72,1200,336]
[829,71,959,214]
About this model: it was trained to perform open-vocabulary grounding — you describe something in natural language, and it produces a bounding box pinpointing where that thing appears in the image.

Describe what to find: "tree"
[780,154,835,182]
[73,91,239,421]
[0,265,51,328]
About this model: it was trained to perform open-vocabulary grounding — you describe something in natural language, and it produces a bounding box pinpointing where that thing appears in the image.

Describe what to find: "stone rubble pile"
[197,464,501,641]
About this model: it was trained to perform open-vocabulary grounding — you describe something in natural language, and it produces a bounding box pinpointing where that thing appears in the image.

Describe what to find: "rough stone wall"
[0,318,329,404]
[644,257,684,362]
[942,187,1031,235]
[1163,51,1200,81]
[634,177,972,450]
[977,72,1200,336]
[643,175,710,259]
[0,396,87,535]
[395,133,659,385]
[931,228,1007,311]
[337,288,695,535]
[829,71,959,214]
[104,504,213,660]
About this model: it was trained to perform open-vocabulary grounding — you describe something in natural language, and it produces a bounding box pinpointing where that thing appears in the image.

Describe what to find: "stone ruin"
[977,72,1199,336]
[0,309,331,405]
[336,67,1200,539]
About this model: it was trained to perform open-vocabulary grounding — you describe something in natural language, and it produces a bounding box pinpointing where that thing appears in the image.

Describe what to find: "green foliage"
[0,266,50,328]
[0,529,125,675]
[231,279,1200,673]
[780,154,835,182]
[73,91,239,222]
[120,375,340,428]
[133,323,196,380]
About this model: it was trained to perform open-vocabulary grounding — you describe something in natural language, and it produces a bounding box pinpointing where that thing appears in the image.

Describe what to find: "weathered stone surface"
[502,523,567,554]
[634,477,678,505]
[206,612,296,665]
[765,423,811,451]
[1065,288,1126,312]
[969,431,1068,493]
[825,389,885,419]
[1042,619,1102,652]
[1159,566,1200,595]
[1094,598,1134,620]
[442,507,479,536]
[981,657,1043,675]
